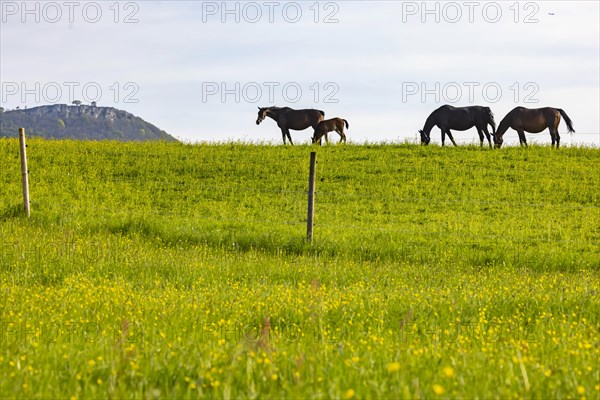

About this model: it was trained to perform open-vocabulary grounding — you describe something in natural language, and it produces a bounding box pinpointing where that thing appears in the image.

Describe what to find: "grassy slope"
[0,139,598,399]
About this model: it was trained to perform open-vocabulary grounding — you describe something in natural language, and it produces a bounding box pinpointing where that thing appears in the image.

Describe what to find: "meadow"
[0,139,598,399]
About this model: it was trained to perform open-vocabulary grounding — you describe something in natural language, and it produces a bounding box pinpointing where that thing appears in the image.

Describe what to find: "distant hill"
[0,104,177,141]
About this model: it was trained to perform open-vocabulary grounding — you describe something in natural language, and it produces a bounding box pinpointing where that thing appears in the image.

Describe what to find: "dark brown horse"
[419,105,496,147]
[494,107,574,148]
[312,117,348,144]
[256,106,325,145]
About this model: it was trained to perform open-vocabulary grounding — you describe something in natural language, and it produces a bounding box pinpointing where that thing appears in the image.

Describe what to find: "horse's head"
[256,107,269,125]
[419,130,431,145]
[311,130,320,145]
[493,133,504,148]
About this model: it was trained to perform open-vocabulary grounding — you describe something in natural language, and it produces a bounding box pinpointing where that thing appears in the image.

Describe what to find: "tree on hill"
[72,100,82,106]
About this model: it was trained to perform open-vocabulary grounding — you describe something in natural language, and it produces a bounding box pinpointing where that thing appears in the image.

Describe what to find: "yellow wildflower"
[387,362,401,372]
[443,366,455,378]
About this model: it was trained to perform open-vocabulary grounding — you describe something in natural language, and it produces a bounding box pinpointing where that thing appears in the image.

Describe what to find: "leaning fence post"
[307,151,317,242]
[19,128,31,217]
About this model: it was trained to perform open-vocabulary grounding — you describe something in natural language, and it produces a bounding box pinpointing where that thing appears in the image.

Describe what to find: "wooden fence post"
[19,128,31,217]
[307,151,316,242]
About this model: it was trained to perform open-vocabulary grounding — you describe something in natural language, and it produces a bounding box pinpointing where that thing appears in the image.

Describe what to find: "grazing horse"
[419,105,496,147]
[494,107,574,148]
[312,117,348,144]
[256,106,325,145]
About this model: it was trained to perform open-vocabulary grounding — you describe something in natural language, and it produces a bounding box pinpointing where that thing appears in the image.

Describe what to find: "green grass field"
[1,139,598,399]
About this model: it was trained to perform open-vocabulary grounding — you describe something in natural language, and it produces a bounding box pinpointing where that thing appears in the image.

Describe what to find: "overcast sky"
[1,1,598,146]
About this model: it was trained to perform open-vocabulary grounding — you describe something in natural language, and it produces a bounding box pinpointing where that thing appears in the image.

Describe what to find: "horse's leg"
[550,129,560,148]
[336,127,346,144]
[441,129,446,146]
[446,130,458,146]
[482,127,492,148]
[283,128,293,145]
[517,130,527,147]
[479,126,492,148]
[476,128,484,147]
[280,128,288,144]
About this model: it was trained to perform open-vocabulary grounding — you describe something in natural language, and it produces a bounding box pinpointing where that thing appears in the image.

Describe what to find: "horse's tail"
[558,109,575,133]
[343,119,349,129]
[486,108,496,135]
